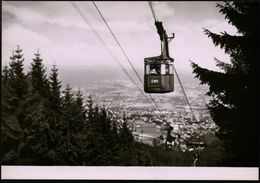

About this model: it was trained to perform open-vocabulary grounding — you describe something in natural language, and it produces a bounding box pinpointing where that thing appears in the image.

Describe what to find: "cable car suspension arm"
[148,1,198,122]
[148,1,174,59]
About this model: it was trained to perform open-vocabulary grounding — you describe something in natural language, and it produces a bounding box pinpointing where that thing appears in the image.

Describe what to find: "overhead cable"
[148,1,197,121]
[70,1,147,99]
[92,1,160,111]
[173,65,198,122]
[148,1,158,22]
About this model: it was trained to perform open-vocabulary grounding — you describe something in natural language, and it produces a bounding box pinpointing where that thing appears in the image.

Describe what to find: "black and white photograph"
[1,0,259,180]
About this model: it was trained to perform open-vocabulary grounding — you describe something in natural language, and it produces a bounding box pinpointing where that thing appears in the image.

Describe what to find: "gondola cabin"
[144,20,175,93]
[144,56,174,93]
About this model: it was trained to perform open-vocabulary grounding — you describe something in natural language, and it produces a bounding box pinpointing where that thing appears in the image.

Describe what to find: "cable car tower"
[144,1,175,93]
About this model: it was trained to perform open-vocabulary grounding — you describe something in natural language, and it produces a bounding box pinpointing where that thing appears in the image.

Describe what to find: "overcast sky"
[2,1,238,73]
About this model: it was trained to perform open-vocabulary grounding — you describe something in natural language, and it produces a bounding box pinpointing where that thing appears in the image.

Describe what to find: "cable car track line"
[92,1,160,112]
[173,65,198,122]
[148,1,158,22]
[70,1,147,99]
[92,1,144,86]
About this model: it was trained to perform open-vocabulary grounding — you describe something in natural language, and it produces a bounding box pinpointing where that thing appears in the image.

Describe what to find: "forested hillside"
[2,46,196,166]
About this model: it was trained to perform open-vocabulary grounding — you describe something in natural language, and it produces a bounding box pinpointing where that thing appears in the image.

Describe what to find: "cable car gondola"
[144,20,175,93]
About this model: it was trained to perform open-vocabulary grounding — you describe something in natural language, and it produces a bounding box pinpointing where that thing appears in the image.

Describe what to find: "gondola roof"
[144,55,174,64]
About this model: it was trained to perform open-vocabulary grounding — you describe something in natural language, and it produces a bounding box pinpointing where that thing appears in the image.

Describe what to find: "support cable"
[148,1,158,22]
[148,1,197,121]
[173,65,198,122]
[92,1,160,111]
[92,1,143,85]
[70,1,147,99]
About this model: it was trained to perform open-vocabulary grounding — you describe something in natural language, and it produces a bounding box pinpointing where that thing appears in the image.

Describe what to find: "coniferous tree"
[59,85,78,165]
[48,64,63,144]
[2,46,31,164]
[8,46,28,99]
[118,113,137,165]
[74,89,87,133]
[2,48,196,166]
[17,50,54,165]
[29,50,50,98]
[44,64,63,163]
[1,65,17,164]
[19,98,51,164]
[97,107,114,165]
[49,64,62,110]
[135,142,153,166]
[75,95,95,165]
[86,104,108,165]
[108,118,121,165]
[191,1,259,166]
[70,89,88,164]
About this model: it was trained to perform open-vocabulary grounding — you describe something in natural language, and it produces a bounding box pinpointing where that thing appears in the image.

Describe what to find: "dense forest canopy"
[1,46,199,166]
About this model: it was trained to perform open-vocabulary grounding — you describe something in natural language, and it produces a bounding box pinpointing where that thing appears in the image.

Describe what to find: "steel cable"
[70,1,148,99]
[91,1,160,111]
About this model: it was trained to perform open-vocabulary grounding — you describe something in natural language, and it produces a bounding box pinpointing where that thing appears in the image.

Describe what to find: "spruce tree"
[74,89,87,133]
[96,107,114,165]
[17,50,55,165]
[48,64,62,139]
[76,95,94,165]
[94,106,107,165]
[49,64,62,111]
[42,64,63,163]
[109,119,121,165]
[118,113,137,165]
[8,47,28,99]
[191,1,259,166]
[60,85,78,165]
[2,46,30,164]
[1,65,17,163]
[29,50,50,98]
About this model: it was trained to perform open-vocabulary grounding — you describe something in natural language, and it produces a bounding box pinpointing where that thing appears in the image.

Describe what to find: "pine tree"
[97,107,114,165]
[29,50,50,98]
[1,66,12,118]
[1,65,18,164]
[1,47,48,165]
[48,64,62,141]
[2,46,30,164]
[18,98,51,165]
[8,46,28,99]
[74,95,94,165]
[49,64,62,111]
[59,85,78,165]
[109,118,121,165]
[118,113,137,165]
[91,105,108,165]
[191,1,259,166]
[74,89,87,133]
[16,50,55,165]
[42,64,63,163]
